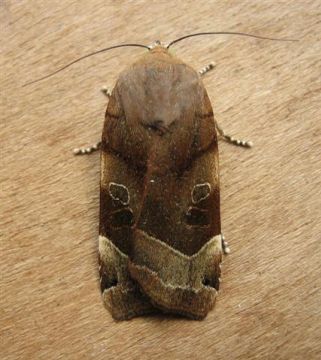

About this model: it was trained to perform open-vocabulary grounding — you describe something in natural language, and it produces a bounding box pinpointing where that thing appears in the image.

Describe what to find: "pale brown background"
[1,1,321,359]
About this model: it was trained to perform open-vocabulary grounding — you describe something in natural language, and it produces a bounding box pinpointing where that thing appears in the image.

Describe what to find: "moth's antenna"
[23,43,149,87]
[167,31,298,48]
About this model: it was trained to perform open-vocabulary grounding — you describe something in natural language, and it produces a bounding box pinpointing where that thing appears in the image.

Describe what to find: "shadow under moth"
[25,31,297,320]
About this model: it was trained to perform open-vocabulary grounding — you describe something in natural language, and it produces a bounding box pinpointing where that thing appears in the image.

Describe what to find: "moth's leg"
[198,62,216,77]
[73,87,110,155]
[73,141,101,155]
[199,63,252,148]
[101,86,112,98]
[216,122,253,148]
[221,234,231,254]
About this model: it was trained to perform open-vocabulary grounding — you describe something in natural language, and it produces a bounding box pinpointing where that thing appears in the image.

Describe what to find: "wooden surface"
[1,1,321,359]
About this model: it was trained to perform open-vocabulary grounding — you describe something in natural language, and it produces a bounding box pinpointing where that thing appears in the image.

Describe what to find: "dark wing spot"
[100,273,118,292]
[109,182,130,205]
[191,182,211,204]
[202,276,219,291]
[109,208,134,228]
[185,206,210,227]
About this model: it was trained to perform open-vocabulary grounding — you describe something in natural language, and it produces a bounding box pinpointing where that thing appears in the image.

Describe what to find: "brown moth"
[24,32,297,320]
[99,44,223,319]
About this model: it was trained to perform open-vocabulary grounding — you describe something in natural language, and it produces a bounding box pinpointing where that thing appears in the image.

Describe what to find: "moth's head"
[148,40,171,55]
[148,40,168,50]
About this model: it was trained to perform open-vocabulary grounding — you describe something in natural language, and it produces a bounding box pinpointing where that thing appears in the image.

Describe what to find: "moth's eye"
[185,207,210,227]
[109,182,130,206]
[110,208,134,228]
[191,182,211,204]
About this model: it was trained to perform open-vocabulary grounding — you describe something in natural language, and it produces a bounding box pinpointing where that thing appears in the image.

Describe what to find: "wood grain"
[1,1,320,359]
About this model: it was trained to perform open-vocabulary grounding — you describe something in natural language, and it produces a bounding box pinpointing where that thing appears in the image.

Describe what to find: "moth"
[25,31,296,320]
